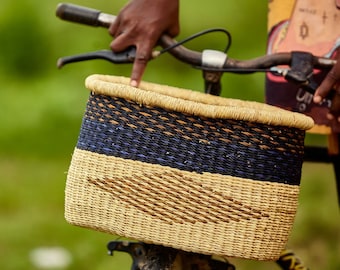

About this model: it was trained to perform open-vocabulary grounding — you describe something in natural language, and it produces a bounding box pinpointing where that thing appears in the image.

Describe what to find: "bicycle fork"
[107,241,308,270]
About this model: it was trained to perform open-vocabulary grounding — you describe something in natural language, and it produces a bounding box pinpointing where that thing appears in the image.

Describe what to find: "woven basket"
[65,74,314,260]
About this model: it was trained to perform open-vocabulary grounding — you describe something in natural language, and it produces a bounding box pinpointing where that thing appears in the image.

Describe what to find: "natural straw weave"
[65,74,314,260]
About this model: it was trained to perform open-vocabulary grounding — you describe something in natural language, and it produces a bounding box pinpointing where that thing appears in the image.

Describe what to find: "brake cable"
[158,28,232,56]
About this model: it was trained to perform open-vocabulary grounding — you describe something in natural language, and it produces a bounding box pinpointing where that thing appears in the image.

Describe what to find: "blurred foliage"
[0,0,339,270]
[0,8,49,77]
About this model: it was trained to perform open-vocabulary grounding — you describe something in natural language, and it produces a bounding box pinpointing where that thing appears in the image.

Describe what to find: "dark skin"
[109,0,340,121]
[109,0,179,87]
[314,52,340,121]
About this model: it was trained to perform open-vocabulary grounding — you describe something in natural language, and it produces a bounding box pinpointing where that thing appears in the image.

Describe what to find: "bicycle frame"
[56,3,339,270]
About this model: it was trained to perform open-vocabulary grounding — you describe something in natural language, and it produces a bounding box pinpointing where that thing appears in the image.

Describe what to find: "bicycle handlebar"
[56,3,116,28]
[56,2,340,105]
[56,3,205,67]
[56,3,336,70]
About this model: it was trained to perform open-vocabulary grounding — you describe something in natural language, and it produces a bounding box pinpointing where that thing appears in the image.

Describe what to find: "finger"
[166,23,180,37]
[130,52,148,87]
[327,113,334,120]
[108,15,121,36]
[110,33,131,52]
[130,43,155,87]
[329,84,340,122]
[108,22,118,37]
[314,69,339,103]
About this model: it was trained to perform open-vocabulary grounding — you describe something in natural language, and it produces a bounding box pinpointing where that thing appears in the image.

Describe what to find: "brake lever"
[280,51,336,100]
[282,62,337,105]
[57,47,136,68]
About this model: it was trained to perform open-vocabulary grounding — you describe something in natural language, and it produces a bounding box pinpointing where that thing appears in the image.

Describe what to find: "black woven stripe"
[77,93,306,185]
[85,94,305,155]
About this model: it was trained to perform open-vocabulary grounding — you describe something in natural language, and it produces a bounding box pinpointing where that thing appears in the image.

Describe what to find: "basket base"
[65,148,299,260]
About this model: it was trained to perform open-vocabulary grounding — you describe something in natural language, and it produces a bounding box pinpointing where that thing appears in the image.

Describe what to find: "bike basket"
[65,74,314,261]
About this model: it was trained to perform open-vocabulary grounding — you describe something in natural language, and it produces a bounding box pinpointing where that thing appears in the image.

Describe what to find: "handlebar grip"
[56,3,114,27]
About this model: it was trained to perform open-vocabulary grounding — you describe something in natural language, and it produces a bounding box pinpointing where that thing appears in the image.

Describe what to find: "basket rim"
[85,74,314,130]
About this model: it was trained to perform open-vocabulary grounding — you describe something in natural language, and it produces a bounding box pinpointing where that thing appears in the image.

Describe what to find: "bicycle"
[56,3,339,270]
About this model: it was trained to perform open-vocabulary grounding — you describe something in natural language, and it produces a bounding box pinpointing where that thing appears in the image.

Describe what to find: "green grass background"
[0,0,339,269]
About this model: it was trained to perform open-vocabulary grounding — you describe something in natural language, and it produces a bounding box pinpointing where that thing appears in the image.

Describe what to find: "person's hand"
[314,51,340,122]
[109,0,180,87]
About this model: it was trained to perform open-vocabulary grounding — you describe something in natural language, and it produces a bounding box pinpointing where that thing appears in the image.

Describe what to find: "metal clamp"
[202,49,227,68]
[201,50,227,95]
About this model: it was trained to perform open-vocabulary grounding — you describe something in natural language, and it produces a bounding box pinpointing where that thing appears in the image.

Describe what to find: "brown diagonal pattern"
[88,170,270,225]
